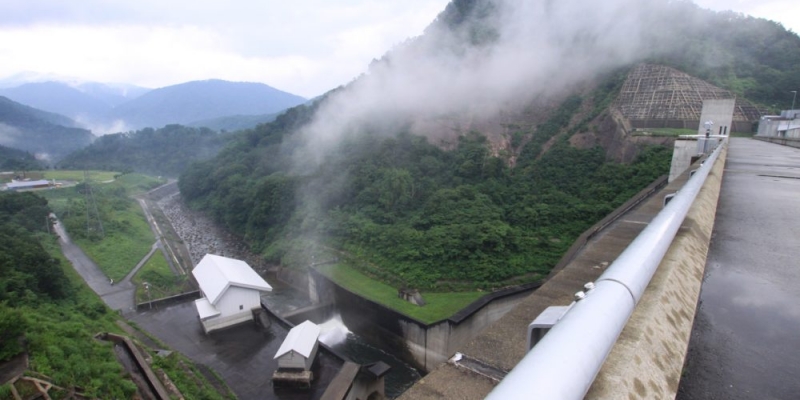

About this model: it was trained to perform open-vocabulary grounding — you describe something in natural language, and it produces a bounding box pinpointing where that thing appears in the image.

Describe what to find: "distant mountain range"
[0,96,95,162]
[0,77,306,133]
[107,80,305,130]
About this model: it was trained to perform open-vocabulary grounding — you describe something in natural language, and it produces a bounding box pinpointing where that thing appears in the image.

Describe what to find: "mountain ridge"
[0,96,95,162]
[0,78,306,132]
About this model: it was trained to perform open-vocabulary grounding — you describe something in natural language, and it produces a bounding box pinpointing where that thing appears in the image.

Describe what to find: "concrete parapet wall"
[586,144,727,399]
[753,136,800,149]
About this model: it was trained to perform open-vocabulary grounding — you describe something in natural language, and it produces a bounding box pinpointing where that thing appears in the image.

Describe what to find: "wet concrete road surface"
[128,300,341,400]
[678,138,800,400]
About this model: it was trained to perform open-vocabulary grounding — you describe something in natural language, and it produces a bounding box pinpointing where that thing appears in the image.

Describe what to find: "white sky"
[0,0,797,99]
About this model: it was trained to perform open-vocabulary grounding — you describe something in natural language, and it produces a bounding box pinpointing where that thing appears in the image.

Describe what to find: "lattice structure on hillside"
[613,64,764,131]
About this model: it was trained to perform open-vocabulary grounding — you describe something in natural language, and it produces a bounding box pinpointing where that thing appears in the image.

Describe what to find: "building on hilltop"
[192,254,272,334]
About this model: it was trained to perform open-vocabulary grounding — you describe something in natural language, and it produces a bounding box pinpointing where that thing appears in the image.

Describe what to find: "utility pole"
[83,170,104,238]
[791,90,797,110]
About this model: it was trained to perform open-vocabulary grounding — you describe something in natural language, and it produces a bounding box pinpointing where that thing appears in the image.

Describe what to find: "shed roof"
[274,320,321,359]
[194,298,221,320]
[192,254,272,305]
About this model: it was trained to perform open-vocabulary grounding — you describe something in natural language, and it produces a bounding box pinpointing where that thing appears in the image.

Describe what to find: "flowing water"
[262,284,422,398]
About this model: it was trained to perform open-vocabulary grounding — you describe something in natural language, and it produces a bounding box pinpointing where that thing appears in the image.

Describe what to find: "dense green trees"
[0,144,45,170]
[0,193,72,306]
[58,124,232,177]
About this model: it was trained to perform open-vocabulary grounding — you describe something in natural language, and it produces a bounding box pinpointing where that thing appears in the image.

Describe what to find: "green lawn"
[633,127,697,137]
[132,251,191,303]
[74,201,155,281]
[40,173,166,281]
[40,170,119,182]
[316,263,485,324]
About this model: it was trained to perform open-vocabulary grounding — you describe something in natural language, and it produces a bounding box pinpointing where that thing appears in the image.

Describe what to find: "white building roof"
[192,254,272,305]
[194,298,221,320]
[6,180,50,189]
[274,320,321,359]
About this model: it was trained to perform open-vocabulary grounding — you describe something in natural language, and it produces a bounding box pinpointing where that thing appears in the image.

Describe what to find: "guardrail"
[485,141,725,400]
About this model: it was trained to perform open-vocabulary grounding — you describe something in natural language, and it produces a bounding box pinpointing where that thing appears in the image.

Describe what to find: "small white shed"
[192,254,272,334]
[274,320,321,371]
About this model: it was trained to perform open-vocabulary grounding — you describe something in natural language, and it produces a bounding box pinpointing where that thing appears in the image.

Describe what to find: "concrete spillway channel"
[96,333,173,400]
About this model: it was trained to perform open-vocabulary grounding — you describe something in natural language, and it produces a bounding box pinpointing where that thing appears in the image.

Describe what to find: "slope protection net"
[614,64,763,126]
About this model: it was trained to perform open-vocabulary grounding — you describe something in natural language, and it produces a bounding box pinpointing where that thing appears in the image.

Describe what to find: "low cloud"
[296,0,659,167]
[73,115,130,136]
[0,122,23,146]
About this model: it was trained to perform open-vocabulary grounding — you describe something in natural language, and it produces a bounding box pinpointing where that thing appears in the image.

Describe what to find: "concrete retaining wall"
[136,290,201,311]
[586,143,727,399]
[631,119,754,132]
[309,268,536,372]
[400,289,534,370]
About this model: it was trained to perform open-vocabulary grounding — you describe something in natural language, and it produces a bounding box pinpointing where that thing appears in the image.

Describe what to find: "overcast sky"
[0,0,797,99]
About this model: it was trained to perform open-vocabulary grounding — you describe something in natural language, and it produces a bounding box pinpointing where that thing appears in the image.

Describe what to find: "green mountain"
[58,124,232,177]
[188,112,279,132]
[179,0,800,289]
[0,81,115,122]
[0,144,45,170]
[0,96,94,163]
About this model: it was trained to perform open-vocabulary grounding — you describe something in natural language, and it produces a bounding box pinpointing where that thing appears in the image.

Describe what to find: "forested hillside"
[58,125,232,177]
[179,0,800,289]
[181,97,672,289]
[0,96,94,162]
[0,191,136,397]
[0,144,44,170]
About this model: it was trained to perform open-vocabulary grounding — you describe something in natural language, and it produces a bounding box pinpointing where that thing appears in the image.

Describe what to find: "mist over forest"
[178,0,800,289]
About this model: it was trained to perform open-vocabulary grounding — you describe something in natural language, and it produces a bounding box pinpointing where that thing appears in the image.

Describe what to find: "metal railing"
[485,141,725,400]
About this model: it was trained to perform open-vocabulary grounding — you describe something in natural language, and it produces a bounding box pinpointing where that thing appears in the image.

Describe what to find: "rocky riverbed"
[156,192,272,273]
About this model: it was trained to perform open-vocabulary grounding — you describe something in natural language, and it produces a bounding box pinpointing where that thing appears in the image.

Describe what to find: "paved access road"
[678,138,800,400]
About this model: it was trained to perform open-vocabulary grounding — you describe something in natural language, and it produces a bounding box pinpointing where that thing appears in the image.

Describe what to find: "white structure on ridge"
[192,254,272,334]
[274,320,321,371]
[757,110,800,138]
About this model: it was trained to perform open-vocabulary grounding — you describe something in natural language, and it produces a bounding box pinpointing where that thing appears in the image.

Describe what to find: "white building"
[757,110,800,138]
[5,179,52,191]
[274,320,321,371]
[192,254,272,334]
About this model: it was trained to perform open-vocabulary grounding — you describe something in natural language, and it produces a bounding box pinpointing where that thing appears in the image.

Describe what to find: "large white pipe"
[485,142,724,400]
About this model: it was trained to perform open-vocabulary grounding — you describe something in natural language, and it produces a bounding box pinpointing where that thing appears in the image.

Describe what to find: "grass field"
[75,201,156,281]
[316,263,485,324]
[40,173,166,281]
[132,252,191,303]
[40,170,118,182]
